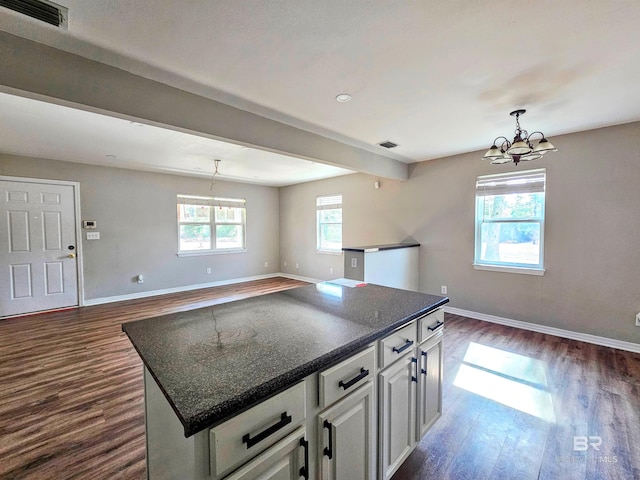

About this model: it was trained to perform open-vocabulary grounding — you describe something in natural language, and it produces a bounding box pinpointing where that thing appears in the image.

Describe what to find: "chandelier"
[483,109,557,165]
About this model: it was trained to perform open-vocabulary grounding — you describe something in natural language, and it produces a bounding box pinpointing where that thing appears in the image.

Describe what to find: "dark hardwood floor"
[392,314,640,480]
[1,280,639,479]
[0,277,307,480]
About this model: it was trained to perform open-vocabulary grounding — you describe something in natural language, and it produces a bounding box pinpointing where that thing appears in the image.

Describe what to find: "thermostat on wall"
[83,220,97,229]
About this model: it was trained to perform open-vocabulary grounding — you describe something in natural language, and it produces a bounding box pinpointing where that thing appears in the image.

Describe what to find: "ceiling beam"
[0,31,408,181]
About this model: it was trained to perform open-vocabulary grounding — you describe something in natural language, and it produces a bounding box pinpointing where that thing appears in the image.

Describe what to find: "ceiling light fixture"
[483,109,557,165]
[335,93,352,103]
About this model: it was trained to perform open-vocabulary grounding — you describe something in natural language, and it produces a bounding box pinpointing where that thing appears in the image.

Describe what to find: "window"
[317,194,342,253]
[177,195,246,254]
[474,169,546,274]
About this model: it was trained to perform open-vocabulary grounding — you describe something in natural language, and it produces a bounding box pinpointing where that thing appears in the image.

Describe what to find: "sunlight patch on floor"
[454,342,556,422]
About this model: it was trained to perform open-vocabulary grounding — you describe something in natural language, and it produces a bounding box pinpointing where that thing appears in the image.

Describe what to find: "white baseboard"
[83,273,287,306]
[278,273,322,284]
[444,306,640,354]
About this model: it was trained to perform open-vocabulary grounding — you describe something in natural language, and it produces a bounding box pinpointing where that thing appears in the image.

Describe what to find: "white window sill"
[178,249,247,257]
[317,249,342,255]
[473,263,545,276]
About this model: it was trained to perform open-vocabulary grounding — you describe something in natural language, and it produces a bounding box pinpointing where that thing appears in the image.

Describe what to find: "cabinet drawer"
[418,308,444,343]
[319,345,375,409]
[209,381,306,479]
[379,322,417,369]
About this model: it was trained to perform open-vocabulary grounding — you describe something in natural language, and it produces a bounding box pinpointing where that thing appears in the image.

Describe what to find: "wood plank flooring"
[391,314,640,480]
[1,281,639,479]
[0,277,307,480]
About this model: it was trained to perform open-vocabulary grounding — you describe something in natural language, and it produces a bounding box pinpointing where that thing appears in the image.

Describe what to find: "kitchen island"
[123,281,448,480]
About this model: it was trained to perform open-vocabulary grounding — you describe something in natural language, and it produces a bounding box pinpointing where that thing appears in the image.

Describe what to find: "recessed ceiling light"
[130,121,145,127]
[106,154,117,159]
[336,93,352,103]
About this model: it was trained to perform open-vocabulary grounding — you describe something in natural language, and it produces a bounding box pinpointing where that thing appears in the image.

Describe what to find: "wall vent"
[0,0,68,29]
[378,141,398,149]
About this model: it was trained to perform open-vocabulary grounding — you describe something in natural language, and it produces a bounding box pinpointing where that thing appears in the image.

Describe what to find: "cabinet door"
[318,381,375,480]
[379,352,417,480]
[223,426,309,480]
[417,333,443,441]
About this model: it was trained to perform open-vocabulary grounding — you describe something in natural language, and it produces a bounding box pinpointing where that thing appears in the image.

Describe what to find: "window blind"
[177,195,246,208]
[316,194,342,210]
[476,169,546,197]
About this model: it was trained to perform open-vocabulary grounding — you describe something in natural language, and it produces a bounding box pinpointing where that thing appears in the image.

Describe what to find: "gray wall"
[280,122,640,344]
[1,155,280,301]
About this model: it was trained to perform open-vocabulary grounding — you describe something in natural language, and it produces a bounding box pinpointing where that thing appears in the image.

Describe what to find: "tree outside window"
[475,170,546,271]
[177,195,246,253]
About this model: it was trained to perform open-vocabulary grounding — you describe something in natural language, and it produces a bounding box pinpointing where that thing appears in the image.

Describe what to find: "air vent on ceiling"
[0,0,68,29]
[378,141,398,149]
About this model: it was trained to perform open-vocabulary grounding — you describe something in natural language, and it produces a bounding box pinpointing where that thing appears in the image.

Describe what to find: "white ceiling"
[1,0,640,184]
[0,92,354,187]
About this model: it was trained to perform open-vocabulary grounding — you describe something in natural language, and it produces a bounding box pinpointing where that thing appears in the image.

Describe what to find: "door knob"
[68,253,76,258]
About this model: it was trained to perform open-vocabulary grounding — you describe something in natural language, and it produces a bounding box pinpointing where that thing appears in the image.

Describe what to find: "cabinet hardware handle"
[299,437,309,479]
[422,369,427,375]
[421,350,427,356]
[392,339,414,354]
[338,367,369,390]
[428,321,444,331]
[411,356,418,383]
[242,412,292,449]
[323,420,333,459]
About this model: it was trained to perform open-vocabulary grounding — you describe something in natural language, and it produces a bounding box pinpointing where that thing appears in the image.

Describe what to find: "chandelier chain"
[210,159,221,191]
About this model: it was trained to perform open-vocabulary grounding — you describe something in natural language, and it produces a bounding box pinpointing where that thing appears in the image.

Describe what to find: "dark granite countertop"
[342,242,420,252]
[122,282,447,437]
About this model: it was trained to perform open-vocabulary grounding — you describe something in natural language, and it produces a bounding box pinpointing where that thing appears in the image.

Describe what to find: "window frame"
[316,194,343,254]
[473,169,546,275]
[176,194,246,256]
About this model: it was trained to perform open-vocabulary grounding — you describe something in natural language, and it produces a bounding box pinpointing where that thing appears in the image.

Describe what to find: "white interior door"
[0,179,79,317]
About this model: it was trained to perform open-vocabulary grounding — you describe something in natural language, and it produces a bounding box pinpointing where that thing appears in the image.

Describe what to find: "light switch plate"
[86,231,100,240]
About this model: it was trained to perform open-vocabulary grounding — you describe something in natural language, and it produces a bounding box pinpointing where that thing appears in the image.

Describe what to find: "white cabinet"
[209,382,306,479]
[417,330,443,440]
[319,345,375,409]
[318,381,375,480]
[223,427,309,480]
[377,308,444,480]
[378,352,417,480]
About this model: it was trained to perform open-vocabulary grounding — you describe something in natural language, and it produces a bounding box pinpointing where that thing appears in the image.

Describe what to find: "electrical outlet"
[330,267,334,275]
[283,261,287,267]
[350,258,357,268]
[636,312,640,327]
[441,286,448,295]
[295,263,299,269]
[206,267,212,275]
[264,261,269,268]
